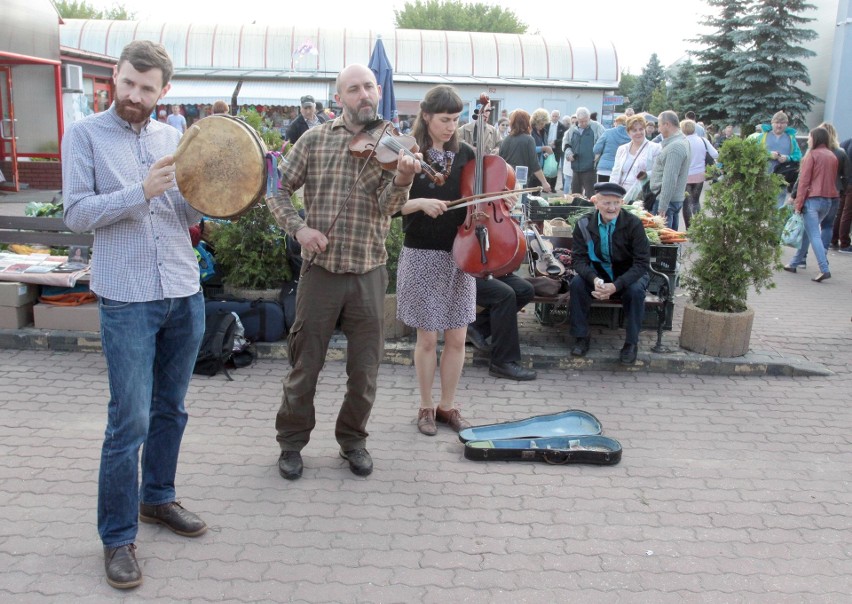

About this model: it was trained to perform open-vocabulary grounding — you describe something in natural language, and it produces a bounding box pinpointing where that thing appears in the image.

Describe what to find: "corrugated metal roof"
[60,20,618,85]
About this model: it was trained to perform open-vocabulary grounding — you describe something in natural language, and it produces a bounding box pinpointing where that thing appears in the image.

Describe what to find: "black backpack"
[194,310,237,380]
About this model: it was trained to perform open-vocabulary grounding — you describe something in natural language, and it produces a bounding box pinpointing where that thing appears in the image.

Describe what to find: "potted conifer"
[679,136,785,357]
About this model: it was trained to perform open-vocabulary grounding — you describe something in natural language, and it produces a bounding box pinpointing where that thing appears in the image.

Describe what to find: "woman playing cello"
[395,85,476,436]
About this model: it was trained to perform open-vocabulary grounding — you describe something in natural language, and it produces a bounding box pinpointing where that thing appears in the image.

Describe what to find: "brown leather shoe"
[104,543,142,589]
[139,501,207,537]
[435,406,472,432]
[417,407,437,436]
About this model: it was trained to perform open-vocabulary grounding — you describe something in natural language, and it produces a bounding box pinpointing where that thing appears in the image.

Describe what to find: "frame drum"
[174,114,268,219]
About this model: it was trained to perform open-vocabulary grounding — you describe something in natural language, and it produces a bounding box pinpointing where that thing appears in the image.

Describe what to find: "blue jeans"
[98,292,205,548]
[797,197,832,273]
[790,197,839,265]
[569,272,649,345]
[665,201,684,230]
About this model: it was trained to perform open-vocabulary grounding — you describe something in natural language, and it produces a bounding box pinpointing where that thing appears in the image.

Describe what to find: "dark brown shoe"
[104,543,142,590]
[417,407,437,436]
[435,406,472,432]
[139,501,207,537]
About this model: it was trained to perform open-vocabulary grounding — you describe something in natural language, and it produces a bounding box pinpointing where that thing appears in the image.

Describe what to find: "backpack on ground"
[194,310,238,379]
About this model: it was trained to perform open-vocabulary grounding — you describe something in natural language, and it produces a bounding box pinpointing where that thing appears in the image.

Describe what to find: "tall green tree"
[722,0,818,130]
[55,1,135,19]
[630,54,666,112]
[690,0,749,124]
[394,0,528,33]
[667,59,699,116]
[616,71,638,112]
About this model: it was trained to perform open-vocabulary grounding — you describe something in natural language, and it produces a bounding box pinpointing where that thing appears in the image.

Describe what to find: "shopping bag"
[781,212,804,248]
[543,154,558,178]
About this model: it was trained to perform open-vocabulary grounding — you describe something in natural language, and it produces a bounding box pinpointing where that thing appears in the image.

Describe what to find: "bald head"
[334,64,381,129]
[336,64,376,95]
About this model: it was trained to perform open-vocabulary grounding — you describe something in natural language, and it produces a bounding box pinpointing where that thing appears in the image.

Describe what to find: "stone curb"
[0,327,831,377]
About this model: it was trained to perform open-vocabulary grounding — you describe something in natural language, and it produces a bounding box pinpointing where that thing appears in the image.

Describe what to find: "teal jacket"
[749,124,803,163]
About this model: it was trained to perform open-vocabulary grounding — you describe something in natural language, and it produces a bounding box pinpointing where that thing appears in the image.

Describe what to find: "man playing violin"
[266,64,419,480]
[569,182,651,365]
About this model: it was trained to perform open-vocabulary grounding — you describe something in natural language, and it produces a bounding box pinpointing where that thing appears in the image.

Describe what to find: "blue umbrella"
[368,37,397,124]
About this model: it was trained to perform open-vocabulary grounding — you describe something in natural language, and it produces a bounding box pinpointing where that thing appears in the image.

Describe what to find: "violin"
[452,93,527,279]
[528,223,565,277]
[349,127,446,186]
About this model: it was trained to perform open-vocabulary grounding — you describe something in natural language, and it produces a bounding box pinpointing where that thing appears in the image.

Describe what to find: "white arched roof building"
[60,20,619,118]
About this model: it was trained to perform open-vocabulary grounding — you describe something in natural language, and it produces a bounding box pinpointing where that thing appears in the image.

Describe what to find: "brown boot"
[417,407,437,436]
[435,406,472,432]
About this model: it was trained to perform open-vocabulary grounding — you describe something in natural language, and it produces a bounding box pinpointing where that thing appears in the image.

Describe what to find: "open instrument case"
[458,410,622,465]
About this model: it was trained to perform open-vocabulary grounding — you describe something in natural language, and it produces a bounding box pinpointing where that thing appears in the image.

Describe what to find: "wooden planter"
[679,302,754,358]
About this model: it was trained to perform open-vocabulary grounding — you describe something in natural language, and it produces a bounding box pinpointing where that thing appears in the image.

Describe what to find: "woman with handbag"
[610,115,662,197]
[784,127,839,282]
[682,119,719,230]
[530,108,555,190]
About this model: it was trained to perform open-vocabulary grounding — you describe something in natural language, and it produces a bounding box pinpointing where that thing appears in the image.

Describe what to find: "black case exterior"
[463,435,622,465]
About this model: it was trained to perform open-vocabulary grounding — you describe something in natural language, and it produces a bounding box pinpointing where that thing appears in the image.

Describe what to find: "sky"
[82,0,716,74]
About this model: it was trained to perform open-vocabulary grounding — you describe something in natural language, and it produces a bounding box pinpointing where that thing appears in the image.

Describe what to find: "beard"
[115,97,157,125]
[344,100,379,126]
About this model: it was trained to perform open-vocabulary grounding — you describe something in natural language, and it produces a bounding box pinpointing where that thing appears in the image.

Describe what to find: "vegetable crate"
[650,244,680,274]
[528,205,590,222]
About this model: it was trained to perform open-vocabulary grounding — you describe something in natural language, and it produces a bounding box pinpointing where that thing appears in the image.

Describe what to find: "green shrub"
[207,204,292,290]
[681,137,785,313]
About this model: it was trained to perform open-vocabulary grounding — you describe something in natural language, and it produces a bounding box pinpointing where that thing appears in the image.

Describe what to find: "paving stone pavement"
[0,245,850,602]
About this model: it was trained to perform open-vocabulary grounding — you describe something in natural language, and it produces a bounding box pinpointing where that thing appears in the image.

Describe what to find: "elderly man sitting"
[569,182,651,365]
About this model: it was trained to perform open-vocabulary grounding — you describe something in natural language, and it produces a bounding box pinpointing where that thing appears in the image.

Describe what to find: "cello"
[452,94,527,279]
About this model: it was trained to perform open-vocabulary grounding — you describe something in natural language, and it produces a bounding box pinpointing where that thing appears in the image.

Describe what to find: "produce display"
[621,204,688,244]
[535,198,688,245]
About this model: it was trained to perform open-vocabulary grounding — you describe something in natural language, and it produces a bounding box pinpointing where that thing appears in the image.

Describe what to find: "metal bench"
[527,240,677,353]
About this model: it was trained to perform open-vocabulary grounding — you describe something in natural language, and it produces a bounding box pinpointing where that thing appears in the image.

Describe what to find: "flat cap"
[593,182,627,197]
[300,95,315,106]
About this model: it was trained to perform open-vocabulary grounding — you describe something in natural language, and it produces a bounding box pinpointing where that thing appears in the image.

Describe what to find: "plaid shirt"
[267,117,411,274]
[63,105,201,301]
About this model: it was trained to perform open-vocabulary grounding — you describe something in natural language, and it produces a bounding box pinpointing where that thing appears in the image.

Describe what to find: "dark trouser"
[569,273,649,345]
[684,182,705,230]
[832,185,852,248]
[545,175,558,191]
[276,265,387,452]
[597,174,610,183]
[472,274,534,364]
[571,170,597,198]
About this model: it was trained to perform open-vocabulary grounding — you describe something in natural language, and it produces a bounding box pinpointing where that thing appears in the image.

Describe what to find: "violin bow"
[302,122,393,275]
[445,186,543,211]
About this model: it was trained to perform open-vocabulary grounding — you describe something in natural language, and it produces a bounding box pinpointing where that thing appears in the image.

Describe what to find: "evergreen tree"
[690,0,749,124]
[668,59,699,116]
[630,54,666,112]
[648,82,669,116]
[722,0,818,130]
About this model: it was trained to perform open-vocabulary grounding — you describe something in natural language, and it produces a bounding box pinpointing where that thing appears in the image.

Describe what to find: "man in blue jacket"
[569,182,650,365]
